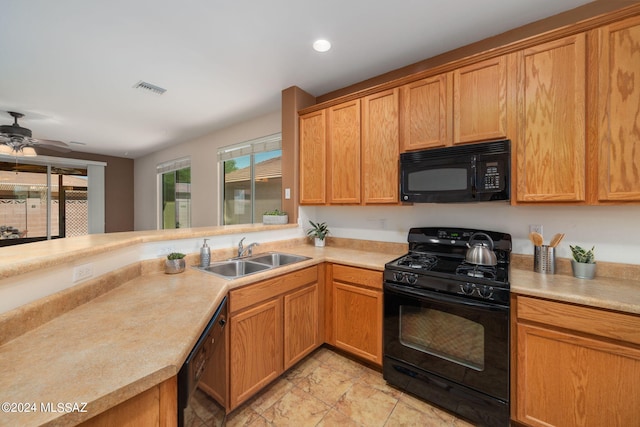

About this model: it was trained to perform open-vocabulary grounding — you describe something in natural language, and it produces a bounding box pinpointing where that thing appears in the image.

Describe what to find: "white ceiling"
[0,0,593,159]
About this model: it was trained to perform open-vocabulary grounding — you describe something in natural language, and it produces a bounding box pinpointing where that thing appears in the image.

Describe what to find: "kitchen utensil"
[549,233,565,248]
[465,232,498,266]
[529,232,544,246]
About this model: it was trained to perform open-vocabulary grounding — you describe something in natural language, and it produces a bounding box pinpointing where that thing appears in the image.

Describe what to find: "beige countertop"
[510,268,640,315]
[0,244,401,427]
[0,232,638,426]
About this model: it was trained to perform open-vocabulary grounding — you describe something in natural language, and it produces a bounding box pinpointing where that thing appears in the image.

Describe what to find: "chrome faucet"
[237,237,260,258]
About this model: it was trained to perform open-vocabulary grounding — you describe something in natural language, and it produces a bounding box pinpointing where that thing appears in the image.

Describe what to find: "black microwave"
[400,140,510,203]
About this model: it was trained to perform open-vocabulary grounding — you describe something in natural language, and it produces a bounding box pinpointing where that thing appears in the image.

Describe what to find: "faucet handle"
[238,237,245,248]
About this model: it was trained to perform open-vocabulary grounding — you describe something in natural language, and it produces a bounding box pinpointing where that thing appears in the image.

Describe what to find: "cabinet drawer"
[516,296,640,345]
[230,266,318,313]
[332,264,382,290]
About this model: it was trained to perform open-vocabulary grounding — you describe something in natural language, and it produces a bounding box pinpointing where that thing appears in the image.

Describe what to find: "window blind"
[156,156,191,174]
[217,133,282,162]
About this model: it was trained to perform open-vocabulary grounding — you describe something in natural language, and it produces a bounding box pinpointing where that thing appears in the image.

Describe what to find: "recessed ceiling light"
[313,39,331,53]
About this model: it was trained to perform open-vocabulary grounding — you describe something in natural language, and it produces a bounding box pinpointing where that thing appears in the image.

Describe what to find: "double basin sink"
[197,252,310,279]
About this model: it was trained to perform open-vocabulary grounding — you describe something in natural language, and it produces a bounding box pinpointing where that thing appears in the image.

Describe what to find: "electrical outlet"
[529,224,543,236]
[73,263,94,282]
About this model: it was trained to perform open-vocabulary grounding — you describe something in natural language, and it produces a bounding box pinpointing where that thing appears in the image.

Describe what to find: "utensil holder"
[534,245,555,274]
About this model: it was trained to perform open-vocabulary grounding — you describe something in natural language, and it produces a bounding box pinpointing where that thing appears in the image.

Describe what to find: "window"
[219,134,282,225]
[0,160,93,245]
[157,157,191,229]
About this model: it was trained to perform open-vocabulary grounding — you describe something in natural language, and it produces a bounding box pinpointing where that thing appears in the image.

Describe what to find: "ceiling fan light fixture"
[22,147,37,157]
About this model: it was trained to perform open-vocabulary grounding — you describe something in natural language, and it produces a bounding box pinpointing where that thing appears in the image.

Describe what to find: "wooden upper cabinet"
[595,15,640,202]
[299,110,326,204]
[362,88,400,204]
[400,73,452,151]
[328,99,361,204]
[515,33,586,203]
[453,56,508,144]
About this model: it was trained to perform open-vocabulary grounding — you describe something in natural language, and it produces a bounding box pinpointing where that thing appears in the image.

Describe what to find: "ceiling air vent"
[133,80,167,95]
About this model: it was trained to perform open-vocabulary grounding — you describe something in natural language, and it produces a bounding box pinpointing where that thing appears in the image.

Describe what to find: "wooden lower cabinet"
[513,295,640,427]
[229,298,283,410]
[327,264,383,366]
[284,283,319,370]
[227,266,321,411]
[80,377,177,427]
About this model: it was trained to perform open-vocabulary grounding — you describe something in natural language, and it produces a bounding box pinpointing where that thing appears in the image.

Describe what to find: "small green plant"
[263,209,287,216]
[570,245,595,264]
[306,220,330,240]
[167,252,186,260]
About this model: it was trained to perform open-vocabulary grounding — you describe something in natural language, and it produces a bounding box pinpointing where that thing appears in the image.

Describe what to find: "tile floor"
[185,347,475,426]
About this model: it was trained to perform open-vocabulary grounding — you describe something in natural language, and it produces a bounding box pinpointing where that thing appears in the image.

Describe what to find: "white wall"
[134,110,282,230]
[300,204,640,265]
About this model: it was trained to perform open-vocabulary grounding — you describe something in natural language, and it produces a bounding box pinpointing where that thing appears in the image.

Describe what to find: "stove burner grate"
[397,253,438,270]
[455,262,497,280]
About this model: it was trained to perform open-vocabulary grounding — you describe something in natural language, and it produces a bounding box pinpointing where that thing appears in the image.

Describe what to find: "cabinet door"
[453,56,507,144]
[362,88,399,204]
[283,283,319,370]
[516,323,640,427]
[299,110,326,204]
[229,298,283,410]
[596,15,640,202]
[516,34,586,202]
[333,281,383,366]
[400,73,452,151]
[328,99,361,204]
[198,320,227,408]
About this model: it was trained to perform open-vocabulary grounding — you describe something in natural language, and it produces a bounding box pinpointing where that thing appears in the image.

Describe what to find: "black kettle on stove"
[465,232,497,266]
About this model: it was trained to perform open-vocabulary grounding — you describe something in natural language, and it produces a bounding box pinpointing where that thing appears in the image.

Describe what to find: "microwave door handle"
[470,155,477,198]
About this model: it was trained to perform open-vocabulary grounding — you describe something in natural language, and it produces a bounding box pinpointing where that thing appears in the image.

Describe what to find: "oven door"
[383,281,509,400]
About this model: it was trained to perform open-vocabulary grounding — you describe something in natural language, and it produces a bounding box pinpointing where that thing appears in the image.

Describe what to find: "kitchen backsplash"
[301,204,640,266]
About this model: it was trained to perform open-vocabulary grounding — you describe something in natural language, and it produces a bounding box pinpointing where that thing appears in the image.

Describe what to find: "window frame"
[218,133,282,225]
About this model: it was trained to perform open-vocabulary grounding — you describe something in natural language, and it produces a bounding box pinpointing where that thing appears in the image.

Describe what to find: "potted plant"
[569,245,596,279]
[165,252,186,274]
[262,209,288,225]
[306,220,330,247]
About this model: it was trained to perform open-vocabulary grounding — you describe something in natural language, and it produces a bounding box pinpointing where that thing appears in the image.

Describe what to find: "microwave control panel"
[481,161,503,191]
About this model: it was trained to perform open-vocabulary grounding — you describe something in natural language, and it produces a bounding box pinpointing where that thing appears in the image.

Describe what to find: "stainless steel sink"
[246,252,310,267]
[200,260,271,278]
[196,252,309,279]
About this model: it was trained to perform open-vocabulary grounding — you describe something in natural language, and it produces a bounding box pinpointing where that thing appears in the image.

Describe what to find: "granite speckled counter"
[0,227,638,426]
[0,241,402,427]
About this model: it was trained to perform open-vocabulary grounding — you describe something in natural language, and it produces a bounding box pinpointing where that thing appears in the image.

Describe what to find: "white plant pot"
[262,214,288,225]
[314,237,325,247]
[571,260,596,279]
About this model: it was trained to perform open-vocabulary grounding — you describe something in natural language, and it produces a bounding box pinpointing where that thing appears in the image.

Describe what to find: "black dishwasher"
[177,297,227,426]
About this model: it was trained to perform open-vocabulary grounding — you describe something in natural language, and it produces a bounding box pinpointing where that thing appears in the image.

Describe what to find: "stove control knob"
[393,272,404,282]
[407,274,417,285]
[478,286,494,299]
[459,283,474,295]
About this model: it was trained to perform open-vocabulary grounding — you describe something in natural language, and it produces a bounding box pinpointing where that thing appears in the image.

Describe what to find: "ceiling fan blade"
[35,139,72,152]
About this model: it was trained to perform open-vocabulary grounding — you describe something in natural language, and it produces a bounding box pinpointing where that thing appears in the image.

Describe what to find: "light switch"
[285,188,291,199]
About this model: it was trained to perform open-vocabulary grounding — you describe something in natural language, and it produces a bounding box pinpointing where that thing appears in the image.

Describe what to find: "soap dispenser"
[200,239,211,267]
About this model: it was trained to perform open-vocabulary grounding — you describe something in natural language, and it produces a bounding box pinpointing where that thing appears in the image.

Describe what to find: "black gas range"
[384,227,511,305]
[383,227,512,426]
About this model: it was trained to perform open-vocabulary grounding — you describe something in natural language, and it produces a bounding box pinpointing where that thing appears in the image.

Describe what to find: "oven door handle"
[384,282,507,310]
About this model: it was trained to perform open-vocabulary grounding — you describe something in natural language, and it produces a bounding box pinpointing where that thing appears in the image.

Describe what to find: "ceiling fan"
[0,111,71,157]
